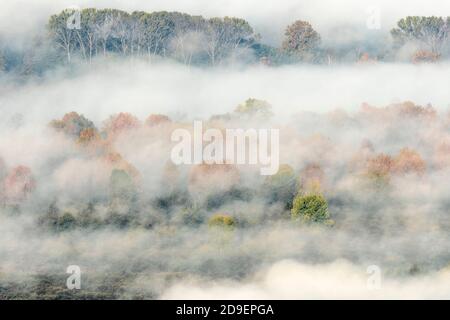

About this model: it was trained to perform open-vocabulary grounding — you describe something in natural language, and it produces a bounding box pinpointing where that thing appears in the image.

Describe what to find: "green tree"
[281,20,321,61]
[291,193,331,224]
[391,16,450,55]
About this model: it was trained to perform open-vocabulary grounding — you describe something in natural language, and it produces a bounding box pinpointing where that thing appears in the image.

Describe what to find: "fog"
[1,0,450,300]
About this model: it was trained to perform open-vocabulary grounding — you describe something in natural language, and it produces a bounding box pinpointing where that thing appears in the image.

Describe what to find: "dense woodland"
[2,98,450,298]
[0,9,450,76]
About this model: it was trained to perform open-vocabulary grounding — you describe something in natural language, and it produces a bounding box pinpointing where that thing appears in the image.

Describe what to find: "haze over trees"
[1,3,450,300]
[391,16,450,57]
[281,20,321,62]
[2,99,441,234]
[1,90,449,298]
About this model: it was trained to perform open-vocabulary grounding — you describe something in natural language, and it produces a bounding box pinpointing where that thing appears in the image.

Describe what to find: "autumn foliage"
[412,50,440,63]
[188,163,240,194]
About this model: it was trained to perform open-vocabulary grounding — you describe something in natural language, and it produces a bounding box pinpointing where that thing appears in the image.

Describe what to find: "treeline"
[0,9,449,75]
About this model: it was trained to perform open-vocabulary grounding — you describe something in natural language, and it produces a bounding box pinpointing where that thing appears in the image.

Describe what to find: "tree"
[393,148,426,175]
[366,153,394,182]
[49,112,96,138]
[300,163,325,193]
[104,152,140,179]
[146,114,171,126]
[46,9,260,65]
[169,13,206,65]
[188,163,240,196]
[0,157,7,181]
[208,213,235,229]
[391,16,450,55]
[103,112,140,137]
[262,164,298,209]
[94,10,115,56]
[234,98,273,118]
[282,20,321,61]
[389,101,437,119]
[291,193,331,224]
[0,51,5,73]
[412,50,440,63]
[205,17,255,65]
[110,169,136,200]
[48,9,81,63]
[75,8,100,63]
[77,127,101,145]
